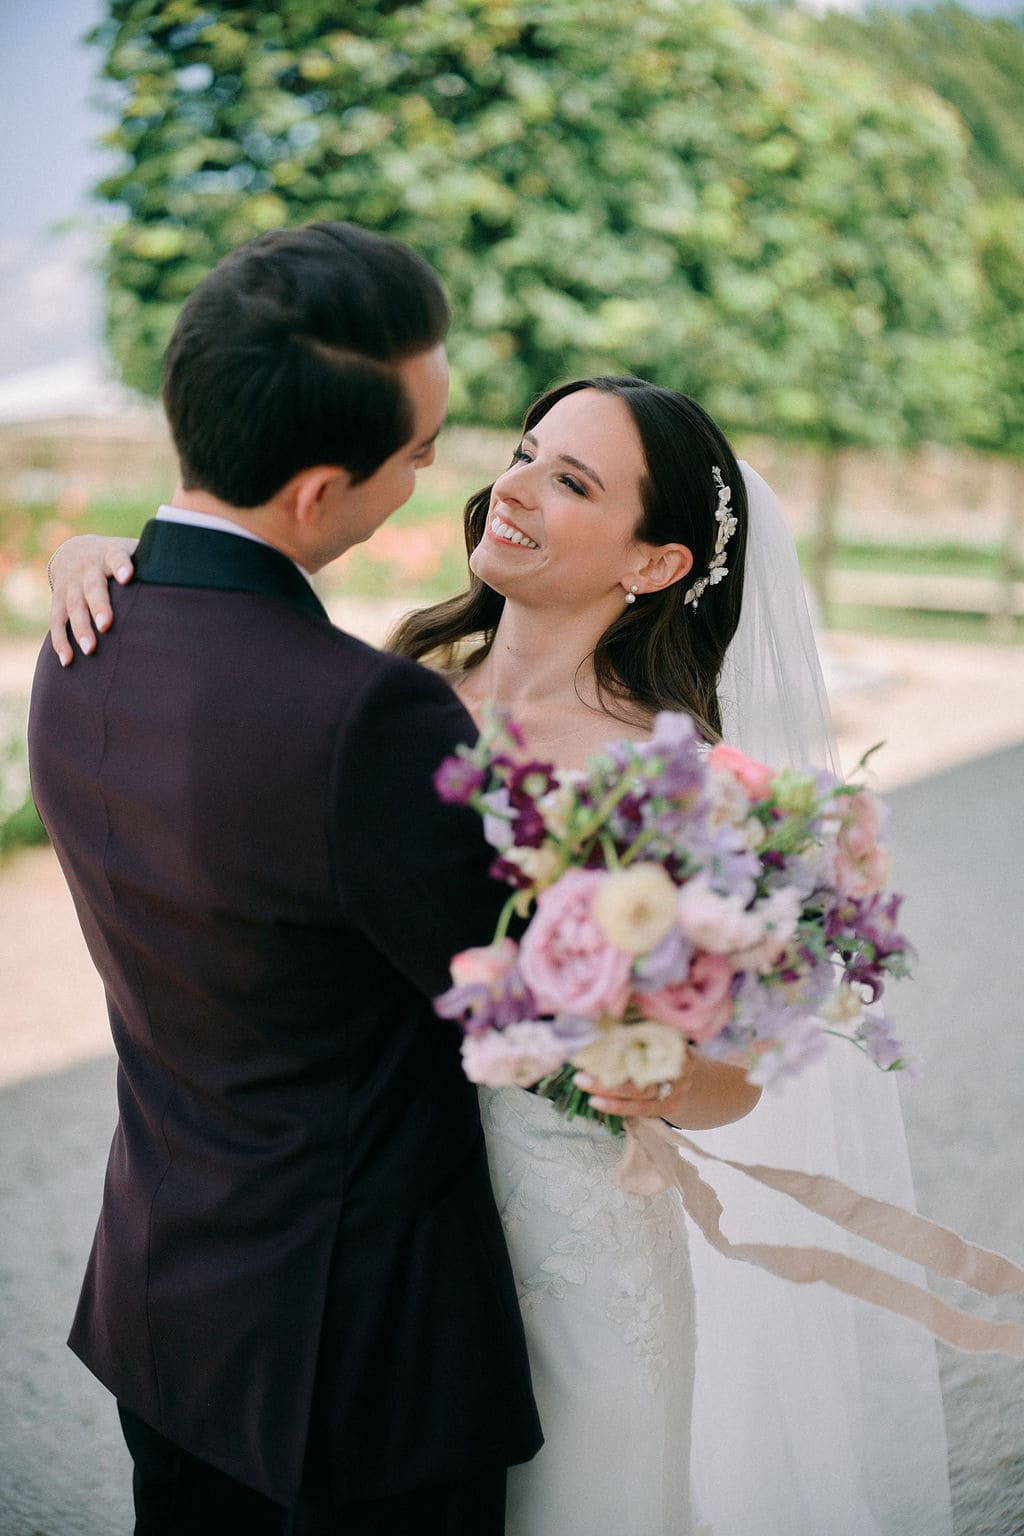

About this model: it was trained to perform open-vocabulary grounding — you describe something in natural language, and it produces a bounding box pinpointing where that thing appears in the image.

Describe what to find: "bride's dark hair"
[388,375,748,739]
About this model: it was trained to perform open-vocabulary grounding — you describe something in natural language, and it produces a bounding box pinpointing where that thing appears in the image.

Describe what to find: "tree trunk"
[988,457,1023,641]
[811,444,843,624]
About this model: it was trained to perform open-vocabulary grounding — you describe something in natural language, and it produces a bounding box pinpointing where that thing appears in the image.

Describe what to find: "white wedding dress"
[478,464,954,1536]
[480,1086,700,1536]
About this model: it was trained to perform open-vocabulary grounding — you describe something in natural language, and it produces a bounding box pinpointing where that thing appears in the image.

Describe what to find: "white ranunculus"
[502,843,563,886]
[706,765,750,829]
[570,1021,687,1089]
[593,863,679,955]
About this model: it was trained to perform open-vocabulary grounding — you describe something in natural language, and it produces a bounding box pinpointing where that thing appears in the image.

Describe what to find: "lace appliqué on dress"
[480,1086,691,1396]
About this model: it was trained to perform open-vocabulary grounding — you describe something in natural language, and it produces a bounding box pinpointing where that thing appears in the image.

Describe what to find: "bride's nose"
[493,461,536,509]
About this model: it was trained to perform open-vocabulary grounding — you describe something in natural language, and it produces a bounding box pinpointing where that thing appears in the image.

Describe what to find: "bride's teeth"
[491,515,537,548]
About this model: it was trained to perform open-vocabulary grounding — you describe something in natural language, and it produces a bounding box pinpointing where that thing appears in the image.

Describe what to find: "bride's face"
[469,389,650,612]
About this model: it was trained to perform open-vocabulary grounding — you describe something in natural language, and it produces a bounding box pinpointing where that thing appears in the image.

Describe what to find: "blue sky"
[0,0,109,380]
[0,0,1021,382]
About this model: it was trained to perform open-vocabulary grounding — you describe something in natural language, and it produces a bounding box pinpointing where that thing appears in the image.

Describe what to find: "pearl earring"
[624,584,638,605]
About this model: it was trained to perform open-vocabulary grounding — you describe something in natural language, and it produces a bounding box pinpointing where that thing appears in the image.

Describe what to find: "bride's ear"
[632,544,694,596]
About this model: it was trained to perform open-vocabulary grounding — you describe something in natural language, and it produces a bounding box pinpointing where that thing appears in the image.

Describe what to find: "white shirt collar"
[155,505,313,582]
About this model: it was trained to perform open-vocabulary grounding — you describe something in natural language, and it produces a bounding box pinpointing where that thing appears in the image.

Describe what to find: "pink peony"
[707,744,774,801]
[640,952,736,1042]
[834,791,891,899]
[518,869,633,1019]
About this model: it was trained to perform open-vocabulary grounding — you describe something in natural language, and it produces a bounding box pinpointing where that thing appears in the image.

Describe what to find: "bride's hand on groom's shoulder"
[48,535,137,667]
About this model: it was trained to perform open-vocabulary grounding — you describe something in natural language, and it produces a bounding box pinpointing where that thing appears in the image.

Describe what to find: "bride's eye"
[559,474,587,497]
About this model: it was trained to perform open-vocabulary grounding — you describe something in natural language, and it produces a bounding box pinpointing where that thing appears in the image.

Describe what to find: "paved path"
[885,744,1024,1536]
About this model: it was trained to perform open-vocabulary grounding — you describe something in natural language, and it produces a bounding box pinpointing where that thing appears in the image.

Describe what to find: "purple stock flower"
[433,755,486,805]
[506,760,558,802]
[489,853,534,889]
[510,803,547,849]
[632,926,694,991]
[826,891,913,1001]
[550,1014,600,1048]
[636,712,706,798]
[484,709,527,751]
[747,1016,828,1087]
[434,942,538,1035]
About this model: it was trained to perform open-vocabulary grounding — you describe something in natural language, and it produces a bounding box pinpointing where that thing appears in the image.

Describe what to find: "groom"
[28,222,541,1533]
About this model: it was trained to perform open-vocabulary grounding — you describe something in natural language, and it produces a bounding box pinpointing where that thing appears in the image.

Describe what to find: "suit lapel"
[133,520,329,622]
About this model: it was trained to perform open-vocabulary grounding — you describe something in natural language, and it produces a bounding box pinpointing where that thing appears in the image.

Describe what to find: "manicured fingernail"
[116,566,131,581]
[79,636,95,655]
[573,1073,595,1090]
[59,652,69,668]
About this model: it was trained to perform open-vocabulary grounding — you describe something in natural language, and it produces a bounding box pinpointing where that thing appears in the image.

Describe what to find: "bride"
[47,376,954,1535]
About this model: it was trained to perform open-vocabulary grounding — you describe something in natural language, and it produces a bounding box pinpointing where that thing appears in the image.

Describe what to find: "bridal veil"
[686,463,954,1535]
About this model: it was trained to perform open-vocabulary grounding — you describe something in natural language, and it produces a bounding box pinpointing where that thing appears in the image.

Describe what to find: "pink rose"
[450,939,519,989]
[835,791,891,899]
[640,952,736,1042]
[707,744,774,801]
[518,869,633,1019]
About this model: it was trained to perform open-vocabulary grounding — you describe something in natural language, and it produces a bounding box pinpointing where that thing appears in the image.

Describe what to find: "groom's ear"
[285,465,351,527]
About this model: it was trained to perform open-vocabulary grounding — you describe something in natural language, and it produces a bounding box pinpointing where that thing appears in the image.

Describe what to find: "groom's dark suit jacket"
[28,519,541,1505]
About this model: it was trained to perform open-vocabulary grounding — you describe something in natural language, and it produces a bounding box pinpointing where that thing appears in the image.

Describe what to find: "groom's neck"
[168,483,314,571]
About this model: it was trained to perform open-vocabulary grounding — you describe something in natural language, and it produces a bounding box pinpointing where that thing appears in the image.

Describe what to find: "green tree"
[816,2,1024,201]
[811,3,1024,465]
[91,0,988,517]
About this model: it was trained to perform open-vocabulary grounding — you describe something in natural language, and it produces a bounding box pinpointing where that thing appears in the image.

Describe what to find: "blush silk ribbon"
[616,1118,1024,1357]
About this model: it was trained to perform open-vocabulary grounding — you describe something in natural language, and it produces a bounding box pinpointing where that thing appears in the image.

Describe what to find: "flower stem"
[531,1065,625,1135]
[492,891,522,945]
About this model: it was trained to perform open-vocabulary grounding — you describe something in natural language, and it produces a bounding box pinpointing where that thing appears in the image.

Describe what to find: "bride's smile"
[487,513,539,548]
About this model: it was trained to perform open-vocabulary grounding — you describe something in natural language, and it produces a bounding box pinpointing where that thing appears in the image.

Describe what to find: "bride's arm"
[47,535,138,666]
[576,1055,761,1131]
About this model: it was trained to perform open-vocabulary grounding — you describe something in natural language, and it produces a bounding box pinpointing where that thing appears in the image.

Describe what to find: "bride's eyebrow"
[522,431,606,491]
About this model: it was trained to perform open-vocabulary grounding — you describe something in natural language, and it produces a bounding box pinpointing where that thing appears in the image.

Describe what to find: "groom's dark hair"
[161,221,450,506]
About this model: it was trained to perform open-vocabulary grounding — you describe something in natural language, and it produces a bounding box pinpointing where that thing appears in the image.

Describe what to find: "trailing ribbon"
[615,1118,1024,1358]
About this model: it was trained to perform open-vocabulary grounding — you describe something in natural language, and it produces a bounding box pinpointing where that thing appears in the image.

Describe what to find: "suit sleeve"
[327,659,508,1000]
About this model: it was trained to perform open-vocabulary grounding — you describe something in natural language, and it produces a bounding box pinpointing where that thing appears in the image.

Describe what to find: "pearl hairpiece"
[684,466,737,611]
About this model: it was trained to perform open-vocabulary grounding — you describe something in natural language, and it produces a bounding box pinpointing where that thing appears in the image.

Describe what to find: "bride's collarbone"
[468,700,656,767]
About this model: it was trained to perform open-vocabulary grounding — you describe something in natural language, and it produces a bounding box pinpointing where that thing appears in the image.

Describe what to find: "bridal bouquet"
[433,711,912,1133]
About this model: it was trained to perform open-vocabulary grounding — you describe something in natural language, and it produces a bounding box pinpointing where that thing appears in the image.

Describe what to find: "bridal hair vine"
[684,466,737,611]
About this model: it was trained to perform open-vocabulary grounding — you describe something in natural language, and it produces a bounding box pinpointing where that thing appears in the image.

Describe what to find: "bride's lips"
[487,510,539,550]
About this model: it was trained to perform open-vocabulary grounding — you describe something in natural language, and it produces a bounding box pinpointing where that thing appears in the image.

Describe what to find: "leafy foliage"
[92,0,988,448]
[816,2,1024,201]
[809,2,1024,457]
